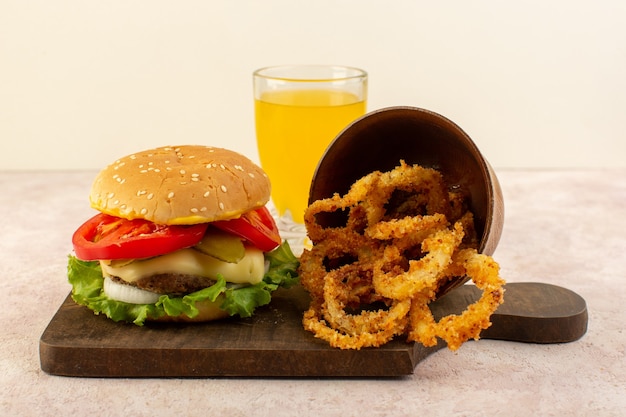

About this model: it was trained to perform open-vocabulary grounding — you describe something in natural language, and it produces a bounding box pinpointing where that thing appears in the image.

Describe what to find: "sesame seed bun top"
[89,145,271,225]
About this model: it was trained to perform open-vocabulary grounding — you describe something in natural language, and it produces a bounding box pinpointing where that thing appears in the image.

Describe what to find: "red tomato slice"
[213,207,281,252]
[72,213,209,261]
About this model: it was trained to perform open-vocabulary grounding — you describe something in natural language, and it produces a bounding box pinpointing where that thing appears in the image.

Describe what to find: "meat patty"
[110,274,218,296]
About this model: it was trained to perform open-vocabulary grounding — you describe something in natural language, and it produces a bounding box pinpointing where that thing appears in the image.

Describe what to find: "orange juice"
[255,89,365,223]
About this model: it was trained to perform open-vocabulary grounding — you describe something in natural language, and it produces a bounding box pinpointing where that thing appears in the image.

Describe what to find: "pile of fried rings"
[298,161,505,350]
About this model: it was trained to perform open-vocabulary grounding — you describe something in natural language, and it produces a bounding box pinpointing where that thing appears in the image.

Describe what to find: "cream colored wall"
[2,0,625,170]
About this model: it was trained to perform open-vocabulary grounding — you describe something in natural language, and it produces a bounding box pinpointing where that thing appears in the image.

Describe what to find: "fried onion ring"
[298,228,376,303]
[303,193,357,244]
[407,249,505,350]
[355,161,451,227]
[298,161,506,351]
[365,212,449,241]
[372,221,465,300]
[303,298,411,350]
[322,263,405,335]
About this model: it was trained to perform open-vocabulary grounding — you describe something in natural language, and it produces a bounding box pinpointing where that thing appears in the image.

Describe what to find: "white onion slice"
[103,277,161,304]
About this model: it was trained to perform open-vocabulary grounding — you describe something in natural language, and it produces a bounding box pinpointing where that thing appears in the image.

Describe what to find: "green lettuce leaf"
[67,241,300,326]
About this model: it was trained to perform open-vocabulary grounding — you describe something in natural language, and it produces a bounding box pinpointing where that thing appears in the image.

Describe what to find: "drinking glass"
[253,65,367,230]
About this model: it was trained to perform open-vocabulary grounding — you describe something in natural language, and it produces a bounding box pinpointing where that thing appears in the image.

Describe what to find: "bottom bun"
[149,297,230,323]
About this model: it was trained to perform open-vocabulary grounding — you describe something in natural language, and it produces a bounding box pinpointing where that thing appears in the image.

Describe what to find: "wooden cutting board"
[39,282,587,378]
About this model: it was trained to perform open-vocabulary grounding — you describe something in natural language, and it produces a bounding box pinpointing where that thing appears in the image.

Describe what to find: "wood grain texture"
[39,282,587,378]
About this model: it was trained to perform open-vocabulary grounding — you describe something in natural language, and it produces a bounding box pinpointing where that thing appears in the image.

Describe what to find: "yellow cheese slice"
[100,246,265,285]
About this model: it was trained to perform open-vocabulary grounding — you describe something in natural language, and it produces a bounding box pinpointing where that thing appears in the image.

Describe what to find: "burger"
[68,145,299,325]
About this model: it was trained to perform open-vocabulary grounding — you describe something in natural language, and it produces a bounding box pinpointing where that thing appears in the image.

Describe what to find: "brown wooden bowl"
[308,106,504,294]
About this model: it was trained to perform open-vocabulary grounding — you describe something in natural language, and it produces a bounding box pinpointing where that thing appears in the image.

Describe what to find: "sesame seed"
[167,191,175,199]
[147,193,154,200]
[219,202,224,210]
[140,169,148,173]
[140,208,148,215]
[113,200,119,205]
[200,207,207,212]
[190,208,199,213]
[180,169,186,175]
[108,192,115,198]
[234,165,243,171]
[220,185,227,192]
[203,191,210,197]
[248,173,255,178]
[220,164,225,169]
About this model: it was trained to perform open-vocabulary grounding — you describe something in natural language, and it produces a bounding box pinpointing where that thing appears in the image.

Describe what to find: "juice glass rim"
[253,65,367,83]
